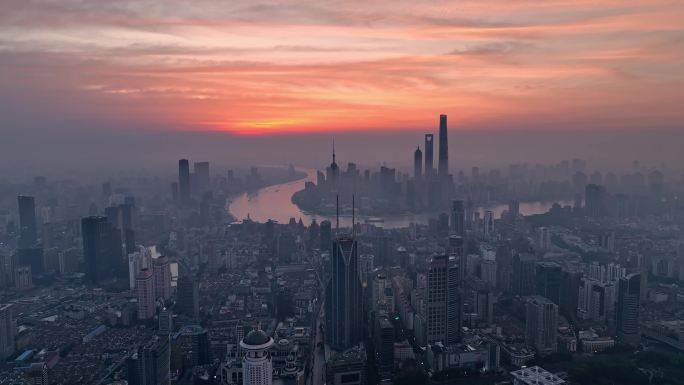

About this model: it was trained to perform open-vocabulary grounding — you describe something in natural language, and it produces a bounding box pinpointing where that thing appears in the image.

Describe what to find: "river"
[227,169,569,228]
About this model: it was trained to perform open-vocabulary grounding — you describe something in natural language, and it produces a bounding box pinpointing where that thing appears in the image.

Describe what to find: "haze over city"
[1,1,684,385]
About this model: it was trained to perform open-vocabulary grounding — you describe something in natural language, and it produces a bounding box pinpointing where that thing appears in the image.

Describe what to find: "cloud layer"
[1,0,683,133]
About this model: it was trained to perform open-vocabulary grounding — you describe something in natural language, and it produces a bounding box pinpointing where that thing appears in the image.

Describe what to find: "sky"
[1,0,683,136]
[1,1,684,178]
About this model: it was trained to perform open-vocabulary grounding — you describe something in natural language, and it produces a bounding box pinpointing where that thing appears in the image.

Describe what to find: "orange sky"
[1,0,683,134]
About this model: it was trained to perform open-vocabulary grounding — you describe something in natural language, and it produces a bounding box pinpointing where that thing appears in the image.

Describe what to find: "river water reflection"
[227,169,569,228]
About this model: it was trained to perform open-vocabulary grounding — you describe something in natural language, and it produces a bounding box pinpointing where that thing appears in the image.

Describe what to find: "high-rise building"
[152,256,172,302]
[241,330,274,385]
[451,200,465,237]
[128,334,170,385]
[178,159,191,205]
[158,308,173,335]
[177,275,199,319]
[18,195,37,248]
[82,216,123,284]
[193,161,210,194]
[525,296,558,355]
[14,265,32,290]
[438,114,449,179]
[585,184,607,217]
[426,254,461,345]
[424,134,434,178]
[374,312,394,371]
[559,268,582,319]
[319,220,332,253]
[179,325,211,366]
[325,236,363,350]
[136,268,155,320]
[0,304,15,360]
[513,253,536,296]
[616,273,641,345]
[537,227,551,250]
[535,262,562,305]
[414,146,423,182]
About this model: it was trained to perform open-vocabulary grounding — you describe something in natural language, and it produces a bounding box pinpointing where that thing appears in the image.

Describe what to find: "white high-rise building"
[241,330,274,385]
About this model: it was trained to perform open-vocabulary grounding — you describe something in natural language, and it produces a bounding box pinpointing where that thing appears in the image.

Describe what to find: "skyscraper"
[535,261,562,305]
[136,268,155,320]
[424,134,434,178]
[178,159,191,205]
[152,256,172,302]
[0,304,15,360]
[426,254,461,345]
[326,235,363,350]
[177,275,199,319]
[414,146,423,182]
[525,295,558,355]
[128,335,170,385]
[451,200,465,237]
[616,273,641,345]
[193,161,210,194]
[82,216,123,284]
[319,220,332,253]
[18,195,37,248]
[241,330,274,385]
[438,114,449,179]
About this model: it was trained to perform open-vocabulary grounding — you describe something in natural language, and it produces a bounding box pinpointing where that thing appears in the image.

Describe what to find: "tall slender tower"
[414,146,423,182]
[616,273,641,345]
[424,134,434,178]
[438,114,449,179]
[17,195,37,248]
[426,254,461,345]
[178,159,191,205]
[326,235,363,350]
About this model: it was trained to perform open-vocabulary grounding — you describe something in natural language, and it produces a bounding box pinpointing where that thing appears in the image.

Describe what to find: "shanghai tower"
[438,114,449,179]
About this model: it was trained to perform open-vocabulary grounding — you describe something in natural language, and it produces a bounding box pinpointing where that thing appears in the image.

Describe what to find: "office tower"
[325,236,363,350]
[513,253,536,296]
[537,227,551,250]
[616,273,641,345]
[535,262,562,305]
[180,325,211,366]
[158,308,172,335]
[451,200,465,237]
[508,200,520,219]
[438,114,449,179]
[0,304,15,360]
[426,254,461,345]
[374,312,394,371]
[319,220,332,252]
[424,134,434,178]
[241,330,274,385]
[14,265,32,290]
[178,159,191,205]
[525,296,558,355]
[129,335,171,385]
[193,161,210,194]
[153,256,172,302]
[177,275,199,319]
[414,146,423,181]
[82,216,123,284]
[480,259,497,287]
[105,205,121,228]
[18,195,37,248]
[136,268,155,320]
[559,268,582,319]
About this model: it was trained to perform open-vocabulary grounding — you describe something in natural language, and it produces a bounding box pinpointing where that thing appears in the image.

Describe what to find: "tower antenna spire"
[332,138,336,164]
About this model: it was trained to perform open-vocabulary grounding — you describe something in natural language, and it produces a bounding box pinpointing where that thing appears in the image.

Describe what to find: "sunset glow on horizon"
[1,0,683,134]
